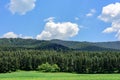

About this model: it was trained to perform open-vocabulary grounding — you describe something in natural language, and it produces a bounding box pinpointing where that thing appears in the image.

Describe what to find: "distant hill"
[0,38,120,51]
[93,41,120,50]
[50,39,120,51]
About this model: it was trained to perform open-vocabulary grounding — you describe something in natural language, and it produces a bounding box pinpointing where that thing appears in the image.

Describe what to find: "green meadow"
[0,71,120,80]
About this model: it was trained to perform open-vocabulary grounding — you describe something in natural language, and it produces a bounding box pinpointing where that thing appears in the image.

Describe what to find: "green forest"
[0,38,120,73]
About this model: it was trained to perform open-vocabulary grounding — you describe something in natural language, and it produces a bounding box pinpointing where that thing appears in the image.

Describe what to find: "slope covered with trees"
[0,38,120,73]
[0,38,120,51]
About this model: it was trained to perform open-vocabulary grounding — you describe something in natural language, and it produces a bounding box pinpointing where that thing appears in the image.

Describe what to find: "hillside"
[94,41,120,50]
[50,39,120,51]
[0,38,120,74]
[0,38,120,51]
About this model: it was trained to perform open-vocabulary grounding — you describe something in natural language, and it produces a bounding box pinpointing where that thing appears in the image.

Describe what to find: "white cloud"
[2,32,33,39]
[36,18,79,40]
[8,0,36,15]
[22,36,33,39]
[99,2,120,40]
[102,21,120,33]
[3,32,18,38]
[86,9,96,17]
[98,2,120,22]
[36,31,52,40]
[102,27,115,33]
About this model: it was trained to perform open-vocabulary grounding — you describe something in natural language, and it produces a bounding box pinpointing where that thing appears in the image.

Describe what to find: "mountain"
[50,39,120,50]
[93,41,120,50]
[0,38,70,51]
[50,39,120,51]
[0,38,120,51]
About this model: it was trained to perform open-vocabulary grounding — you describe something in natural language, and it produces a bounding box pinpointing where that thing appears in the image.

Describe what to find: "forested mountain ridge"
[50,39,120,50]
[93,41,120,50]
[0,38,120,51]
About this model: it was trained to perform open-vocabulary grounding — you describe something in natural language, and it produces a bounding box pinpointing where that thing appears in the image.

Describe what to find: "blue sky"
[0,0,120,42]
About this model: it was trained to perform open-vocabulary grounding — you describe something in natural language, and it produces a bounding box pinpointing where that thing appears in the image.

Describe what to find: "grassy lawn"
[0,71,120,80]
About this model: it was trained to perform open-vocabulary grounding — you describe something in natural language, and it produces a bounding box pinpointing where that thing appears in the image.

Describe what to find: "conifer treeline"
[0,50,120,73]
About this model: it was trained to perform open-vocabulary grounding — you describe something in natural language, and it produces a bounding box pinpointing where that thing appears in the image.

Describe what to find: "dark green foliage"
[0,38,120,73]
[0,38,120,51]
[36,43,70,51]
[0,50,120,73]
[51,39,120,50]
[94,41,120,50]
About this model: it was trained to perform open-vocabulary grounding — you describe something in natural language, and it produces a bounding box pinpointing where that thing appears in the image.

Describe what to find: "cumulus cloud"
[99,2,120,40]
[3,32,18,38]
[8,0,36,15]
[2,32,33,39]
[98,3,120,22]
[36,18,79,40]
[86,9,96,17]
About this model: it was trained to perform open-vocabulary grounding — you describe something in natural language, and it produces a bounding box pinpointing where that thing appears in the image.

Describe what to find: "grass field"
[0,71,120,80]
